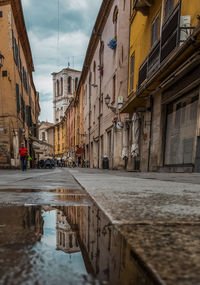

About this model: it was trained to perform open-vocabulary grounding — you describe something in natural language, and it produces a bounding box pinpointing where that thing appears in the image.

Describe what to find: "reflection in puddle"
[0,205,154,285]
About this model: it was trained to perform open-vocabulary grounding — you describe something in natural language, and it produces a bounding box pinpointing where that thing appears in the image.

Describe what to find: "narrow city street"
[1,0,200,284]
[0,168,200,284]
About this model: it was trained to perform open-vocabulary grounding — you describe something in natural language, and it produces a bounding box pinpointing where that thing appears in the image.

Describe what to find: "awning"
[76,147,84,156]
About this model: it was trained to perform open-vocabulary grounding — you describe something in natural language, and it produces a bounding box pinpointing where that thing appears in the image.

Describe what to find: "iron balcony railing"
[138,2,195,88]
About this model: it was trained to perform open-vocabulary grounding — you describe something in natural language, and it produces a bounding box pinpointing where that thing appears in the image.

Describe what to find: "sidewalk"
[68,168,200,285]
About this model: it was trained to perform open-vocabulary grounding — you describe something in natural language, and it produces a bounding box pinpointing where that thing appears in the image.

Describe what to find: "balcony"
[133,0,154,16]
[138,2,195,88]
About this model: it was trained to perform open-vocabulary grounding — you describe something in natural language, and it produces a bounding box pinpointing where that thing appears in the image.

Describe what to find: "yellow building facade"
[0,0,40,168]
[122,0,200,172]
[54,121,66,158]
[74,82,84,165]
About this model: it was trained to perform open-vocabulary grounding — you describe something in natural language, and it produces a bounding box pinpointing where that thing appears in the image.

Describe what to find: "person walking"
[19,143,28,171]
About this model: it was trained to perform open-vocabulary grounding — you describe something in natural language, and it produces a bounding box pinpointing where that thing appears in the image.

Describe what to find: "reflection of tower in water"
[56,210,80,254]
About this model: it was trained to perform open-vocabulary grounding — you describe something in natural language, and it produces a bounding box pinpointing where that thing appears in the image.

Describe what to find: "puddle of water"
[0,188,83,194]
[0,188,91,207]
[0,204,155,285]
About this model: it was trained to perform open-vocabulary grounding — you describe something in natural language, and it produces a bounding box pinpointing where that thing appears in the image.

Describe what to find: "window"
[112,75,116,103]
[42,131,46,141]
[165,0,174,21]
[165,91,199,165]
[93,105,96,123]
[16,83,20,113]
[84,85,87,105]
[0,11,3,18]
[129,53,135,92]
[100,93,103,114]
[151,15,159,47]
[57,80,59,96]
[121,45,124,63]
[60,78,63,96]
[107,131,112,158]
[99,41,104,67]
[113,6,118,38]
[93,61,96,84]
[75,77,79,91]
[68,76,72,94]
[63,233,65,247]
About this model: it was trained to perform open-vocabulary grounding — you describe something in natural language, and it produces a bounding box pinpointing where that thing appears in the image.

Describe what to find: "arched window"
[60,77,63,96]
[113,6,118,38]
[75,77,79,91]
[99,41,104,67]
[93,61,96,84]
[68,76,72,94]
[57,79,59,96]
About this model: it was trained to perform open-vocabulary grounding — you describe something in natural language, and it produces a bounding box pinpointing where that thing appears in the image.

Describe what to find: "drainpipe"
[98,36,102,169]
[89,82,91,165]
[147,95,153,172]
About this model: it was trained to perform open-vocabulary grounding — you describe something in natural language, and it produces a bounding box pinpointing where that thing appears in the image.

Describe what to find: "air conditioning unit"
[180,16,191,44]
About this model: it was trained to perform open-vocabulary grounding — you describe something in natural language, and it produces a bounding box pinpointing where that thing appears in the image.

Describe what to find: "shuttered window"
[165,0,174,22]
[129,53,135,92]
[26,106,32,127]
[16,84,20,113]
[112,75,116,102]
[151,16,159,47]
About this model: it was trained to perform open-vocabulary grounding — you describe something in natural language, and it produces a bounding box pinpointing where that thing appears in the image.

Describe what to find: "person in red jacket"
[19,143,28,171]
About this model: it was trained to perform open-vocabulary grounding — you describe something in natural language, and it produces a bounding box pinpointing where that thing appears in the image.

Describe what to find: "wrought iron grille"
[138,60,148,87]
[161,4,180,62]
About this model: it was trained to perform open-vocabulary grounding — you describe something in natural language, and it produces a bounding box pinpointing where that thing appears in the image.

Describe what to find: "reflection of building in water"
[0,206,43,243]
[62,205,154,285]
[56,210,80,254]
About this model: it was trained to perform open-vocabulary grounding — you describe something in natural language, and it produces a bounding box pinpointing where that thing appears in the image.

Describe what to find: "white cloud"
[22,0,102,122]
[33,74,52,96]
[39,101,53,123]
[21,0,31,7]
[67,0,89,10]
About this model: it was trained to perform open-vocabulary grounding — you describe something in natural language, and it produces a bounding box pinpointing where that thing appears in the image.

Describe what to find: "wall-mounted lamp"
[0,52,4,69]
[104,94,117,113]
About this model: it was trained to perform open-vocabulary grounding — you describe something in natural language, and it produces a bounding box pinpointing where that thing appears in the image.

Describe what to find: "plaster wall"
[84,0,130,169]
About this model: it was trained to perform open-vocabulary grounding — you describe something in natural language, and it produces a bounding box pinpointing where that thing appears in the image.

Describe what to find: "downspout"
[98,35,102,169]
[89,82,91,165]
[147,95,153,172]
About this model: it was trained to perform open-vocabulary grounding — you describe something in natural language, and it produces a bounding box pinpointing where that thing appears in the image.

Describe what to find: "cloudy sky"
[21,0,102,122]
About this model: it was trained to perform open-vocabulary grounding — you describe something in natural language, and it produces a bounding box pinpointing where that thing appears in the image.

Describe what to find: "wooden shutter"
[112,75,116,102]
[16,84,20,113]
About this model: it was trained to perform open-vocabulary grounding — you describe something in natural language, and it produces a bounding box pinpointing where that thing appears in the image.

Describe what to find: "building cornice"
[0,0,34,74]
[51,68,81,77]
[77,0,114,95]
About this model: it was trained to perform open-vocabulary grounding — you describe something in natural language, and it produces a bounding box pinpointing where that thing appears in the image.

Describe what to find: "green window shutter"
[26,106,32,127]
[16,83,20,113]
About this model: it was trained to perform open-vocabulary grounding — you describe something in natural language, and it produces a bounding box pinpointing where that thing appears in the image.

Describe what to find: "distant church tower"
[52,68,81,123]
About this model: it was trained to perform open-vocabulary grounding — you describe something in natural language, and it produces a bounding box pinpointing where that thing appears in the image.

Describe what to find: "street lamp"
[105,94,111,105]
[0,52,4,69]
[104,94,117,113]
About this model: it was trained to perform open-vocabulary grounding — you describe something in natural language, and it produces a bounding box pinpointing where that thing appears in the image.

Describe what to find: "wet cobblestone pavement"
[1,168,200,284]
[0,169,156,285]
